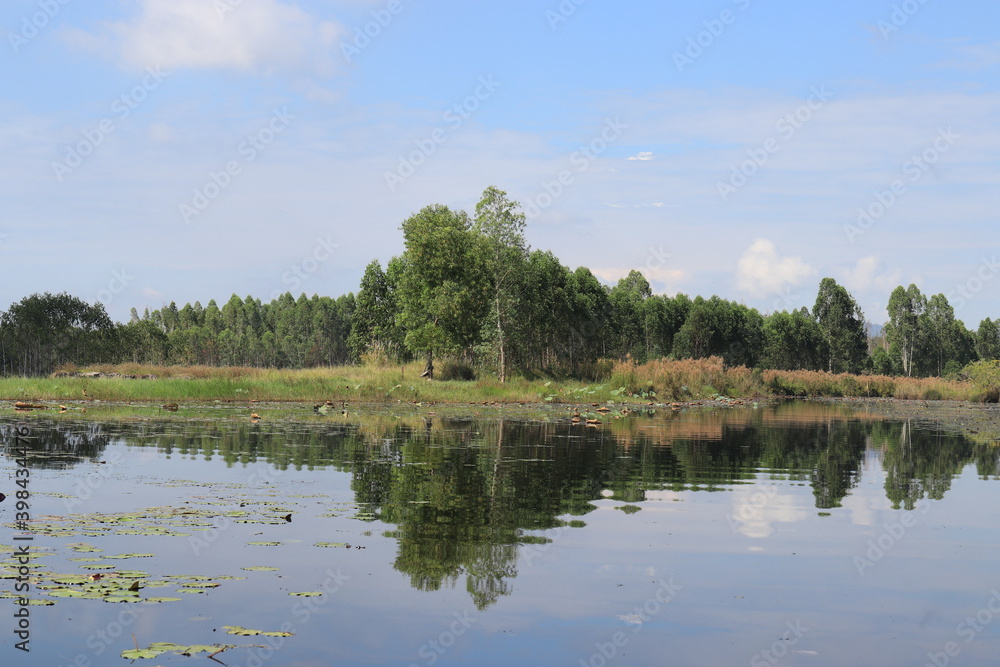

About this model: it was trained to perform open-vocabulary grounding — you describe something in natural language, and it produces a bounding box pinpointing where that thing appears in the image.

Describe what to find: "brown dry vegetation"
[609,356,982,402]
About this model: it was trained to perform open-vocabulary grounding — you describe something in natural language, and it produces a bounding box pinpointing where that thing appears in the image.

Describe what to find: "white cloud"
[63,0,343,76]
[841,255,902,294]
[736,238,816,298]
[627,151,654,161]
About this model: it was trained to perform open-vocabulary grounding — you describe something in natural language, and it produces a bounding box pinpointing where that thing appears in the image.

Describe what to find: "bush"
[437,358,476,381]
[965,361,1000,402]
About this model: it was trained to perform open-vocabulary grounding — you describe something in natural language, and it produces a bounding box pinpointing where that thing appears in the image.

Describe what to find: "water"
[2,401,1000,666]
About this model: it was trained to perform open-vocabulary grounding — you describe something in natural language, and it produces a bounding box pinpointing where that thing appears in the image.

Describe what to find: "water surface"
[2,401,1000,666]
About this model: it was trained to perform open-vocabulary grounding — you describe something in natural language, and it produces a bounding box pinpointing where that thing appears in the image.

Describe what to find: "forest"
[1,187,997,380]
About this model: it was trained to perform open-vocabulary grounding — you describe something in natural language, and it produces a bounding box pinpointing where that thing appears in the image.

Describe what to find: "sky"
[1,0,998,326]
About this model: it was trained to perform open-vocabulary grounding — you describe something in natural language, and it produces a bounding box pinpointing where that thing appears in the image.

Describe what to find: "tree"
[975,318,1000,361]
[762,308,828,371]
[472,186,528,382]
[397,204,488,377]
[672,296,763,367]
[0,293,116,376]
[885,284,926,377]
[812,278,867,373]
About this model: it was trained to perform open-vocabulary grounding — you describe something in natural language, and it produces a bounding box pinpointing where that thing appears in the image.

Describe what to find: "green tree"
[397,204,488,377]
[812,278,867,373]
[885,284,926,376]
[609,270,652,361]
[975,318,1000,361]
[762,308,828,371]
[472,186,528,382]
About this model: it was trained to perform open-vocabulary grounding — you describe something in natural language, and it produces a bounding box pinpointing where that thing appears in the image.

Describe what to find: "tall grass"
[609,356,981,402]
[0,359,986,404]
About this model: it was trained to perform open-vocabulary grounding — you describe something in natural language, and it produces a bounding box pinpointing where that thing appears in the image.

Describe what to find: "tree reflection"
[2,405,995,608]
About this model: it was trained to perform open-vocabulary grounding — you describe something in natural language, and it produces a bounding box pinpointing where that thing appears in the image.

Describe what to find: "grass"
[609,356,986,403]
[0,358,991,405]
[1,362,626,405]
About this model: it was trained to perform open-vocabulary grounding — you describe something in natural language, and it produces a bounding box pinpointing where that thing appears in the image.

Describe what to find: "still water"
[2,401,1000,666]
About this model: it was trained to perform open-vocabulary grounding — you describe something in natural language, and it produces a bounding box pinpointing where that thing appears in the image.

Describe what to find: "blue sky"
[2,0,998,326]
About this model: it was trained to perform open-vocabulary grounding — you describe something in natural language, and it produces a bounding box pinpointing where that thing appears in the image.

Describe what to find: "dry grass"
[6,359,986,404]
[610,356,981,402]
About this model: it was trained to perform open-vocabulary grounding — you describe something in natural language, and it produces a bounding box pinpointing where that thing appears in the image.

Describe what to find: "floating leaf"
[105,553,155,559]
[47,589,89,598]
[314,542,347,548]
[241,566,279,571]
[289,591,322,597]
[247,541,281,546]
[223,625,294,637]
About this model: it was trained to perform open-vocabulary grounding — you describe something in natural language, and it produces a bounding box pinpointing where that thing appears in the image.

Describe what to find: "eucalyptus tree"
[609,270,652,361]
[472,186,529,382]
[812,278,867,373]
[885,284,926,377]
[0,292,116,376]
[762,308,828,371]
[975,318,1000,361]
[397,204,488,377]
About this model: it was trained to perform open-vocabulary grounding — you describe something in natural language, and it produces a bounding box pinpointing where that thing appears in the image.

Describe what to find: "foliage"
[813,278,868,373]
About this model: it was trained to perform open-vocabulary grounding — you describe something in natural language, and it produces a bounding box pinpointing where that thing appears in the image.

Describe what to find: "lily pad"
[223,625,294,637]
[105,553,155,559]
[288,591,322,597]
[241,566,279,571]
[247,541,281,546]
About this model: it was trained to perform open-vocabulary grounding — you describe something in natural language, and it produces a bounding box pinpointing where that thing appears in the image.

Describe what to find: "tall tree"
[975,318,1000,361]
[885,284,926,377]
[812,278,867,373]
[472,186,528,382]
[397,204,488,377]
[762,308,828,371]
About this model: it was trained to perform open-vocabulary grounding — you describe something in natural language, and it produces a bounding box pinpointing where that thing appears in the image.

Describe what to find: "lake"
[3,400,1000,666]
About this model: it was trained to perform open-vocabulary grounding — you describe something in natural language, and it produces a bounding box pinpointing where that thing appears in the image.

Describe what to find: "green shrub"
[437,358,476,381]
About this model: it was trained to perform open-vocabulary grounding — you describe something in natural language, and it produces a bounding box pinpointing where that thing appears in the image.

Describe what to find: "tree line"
[1,186,997,378]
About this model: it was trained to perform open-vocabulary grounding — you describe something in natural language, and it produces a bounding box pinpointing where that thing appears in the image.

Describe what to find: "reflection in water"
[2,401,994,610]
